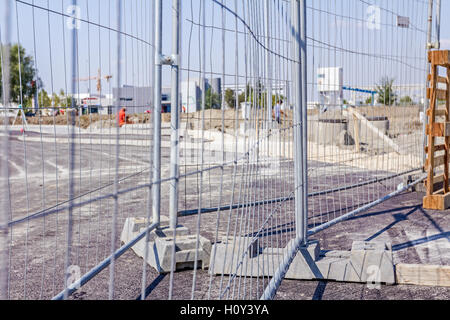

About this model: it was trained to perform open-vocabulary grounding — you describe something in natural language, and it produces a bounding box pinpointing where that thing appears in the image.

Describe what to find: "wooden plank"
[347,107,400,154]
[428,74,448,84]
[396,264,450,287]
[425,122,450,137]
[423,174,450,194]
[424,173,444,185]
[423,192,450,210]
[446,69,450,192]
[427,88,448,100]
[425,154,445,169]
[428,50,450,67]
[424,173,444,186]
[426,108,447,117]
[426,64,438,196]
[425,144,446,153]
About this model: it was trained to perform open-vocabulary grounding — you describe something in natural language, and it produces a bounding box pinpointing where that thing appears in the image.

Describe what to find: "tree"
[272,94,285,106]
[399,96,413,105]
[58,89,69,108]
[365,96,373,105]
[0,44,41,109]
[38,89,52,109]
[224,88,236,108]
[203,87,221,109]
[52,92,61,107]
[376,77,397,106]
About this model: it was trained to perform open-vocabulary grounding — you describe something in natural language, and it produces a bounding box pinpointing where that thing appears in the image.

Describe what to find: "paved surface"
[1,127,448,300]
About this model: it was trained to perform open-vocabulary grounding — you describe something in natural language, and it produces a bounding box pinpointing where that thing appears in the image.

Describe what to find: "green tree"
[224,88,236,108]
[38,89,52,108]
[376,77,397,106]
[204,87,221,109]
[0,44,40,109]
[272,94,285,106]
[58,89,69,108]
[365,96,373,105]
[52,92,61,107]
[399,96,413,105]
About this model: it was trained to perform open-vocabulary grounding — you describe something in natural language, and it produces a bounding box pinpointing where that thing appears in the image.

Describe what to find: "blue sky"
[1,0,449,102]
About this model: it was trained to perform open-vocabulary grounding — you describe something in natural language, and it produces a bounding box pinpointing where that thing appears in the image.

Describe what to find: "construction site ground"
[1,115,448,300]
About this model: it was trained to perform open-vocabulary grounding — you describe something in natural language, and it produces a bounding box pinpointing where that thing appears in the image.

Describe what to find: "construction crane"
[75,69,113,93]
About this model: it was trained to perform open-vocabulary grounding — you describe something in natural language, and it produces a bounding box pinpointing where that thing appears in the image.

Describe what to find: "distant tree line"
[361,77,416,106]
[202,80,285,110]
[1,43,74,113]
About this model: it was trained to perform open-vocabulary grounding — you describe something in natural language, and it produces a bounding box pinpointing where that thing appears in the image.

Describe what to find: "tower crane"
[75,69,113,93]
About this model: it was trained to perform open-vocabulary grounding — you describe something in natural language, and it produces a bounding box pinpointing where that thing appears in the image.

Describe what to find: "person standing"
[118,107,127,127]
[274,100,282,125]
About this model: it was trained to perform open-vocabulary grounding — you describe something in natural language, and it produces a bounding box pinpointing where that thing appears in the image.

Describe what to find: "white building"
[73,93,114,114]
[181,78,222,113]
[317,67,343,108]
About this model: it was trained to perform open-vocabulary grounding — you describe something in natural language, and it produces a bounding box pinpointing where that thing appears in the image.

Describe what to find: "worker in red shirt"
[118,107,127,127]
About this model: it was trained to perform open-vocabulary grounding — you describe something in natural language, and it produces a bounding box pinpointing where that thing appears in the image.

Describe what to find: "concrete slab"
[344,241,395,284]
[209,239,396,285]
[121,217,212,273]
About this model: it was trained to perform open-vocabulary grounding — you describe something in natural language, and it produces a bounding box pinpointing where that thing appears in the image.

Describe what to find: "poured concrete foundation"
[308,119,349,145]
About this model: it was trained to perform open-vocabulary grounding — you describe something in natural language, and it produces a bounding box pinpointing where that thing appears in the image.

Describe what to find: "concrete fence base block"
[344,241,395,284]
[120,217,212,273]
[209,239,396,285]
[209,237,261,276]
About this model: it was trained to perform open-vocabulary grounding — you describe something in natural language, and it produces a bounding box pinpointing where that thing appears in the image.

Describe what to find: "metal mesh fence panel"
[0,0,432,300]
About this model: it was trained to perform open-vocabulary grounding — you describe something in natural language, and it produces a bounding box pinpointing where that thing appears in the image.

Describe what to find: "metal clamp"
[156,54,179,66]
[427,42,440,50]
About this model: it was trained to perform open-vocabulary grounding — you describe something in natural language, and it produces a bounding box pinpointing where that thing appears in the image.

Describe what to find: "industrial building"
[181,77,222,113]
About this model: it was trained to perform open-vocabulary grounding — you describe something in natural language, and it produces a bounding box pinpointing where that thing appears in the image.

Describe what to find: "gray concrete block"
[220,236,260,258]
[345,241,395,284]
[152,235,212,272]
[120,217,212,273]
[209,247,255,276]
[209,239,395,286]
[316,256,349,281]
[284,240,323,280]
[209,237,261,276]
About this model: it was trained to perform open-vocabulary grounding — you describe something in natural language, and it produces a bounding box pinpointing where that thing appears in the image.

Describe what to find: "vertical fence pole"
[0,0,12,301]
[300,0,308,244]
[292,0,306,244]
[152,0,162,226]
[109,0,123,300]
[63,0,78,300]
[265,0,272,129]
[423,0,434,170]
[169,0,180,230]
[436,0,441,49]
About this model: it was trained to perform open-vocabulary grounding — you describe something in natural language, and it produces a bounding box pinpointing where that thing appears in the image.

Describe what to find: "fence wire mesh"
[0,0,430,300]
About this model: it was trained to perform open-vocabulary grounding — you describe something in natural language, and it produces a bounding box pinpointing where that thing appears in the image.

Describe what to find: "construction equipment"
[75,68,112,94]
[423,50,450,210]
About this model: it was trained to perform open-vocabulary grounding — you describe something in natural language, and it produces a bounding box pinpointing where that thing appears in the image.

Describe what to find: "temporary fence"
[0,0,438,300]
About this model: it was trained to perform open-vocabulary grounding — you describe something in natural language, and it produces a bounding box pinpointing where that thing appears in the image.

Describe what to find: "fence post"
[152,0,162,226]
[265,0,272,129]
[300,0,308,244]
[435,0,441,49]
[423,0,434,170]
[292,0,307,244]
[0,0,12,301]
[169,0,180,230]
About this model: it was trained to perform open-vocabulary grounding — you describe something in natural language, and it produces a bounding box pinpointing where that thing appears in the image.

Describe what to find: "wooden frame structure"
[423,50,450,210]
